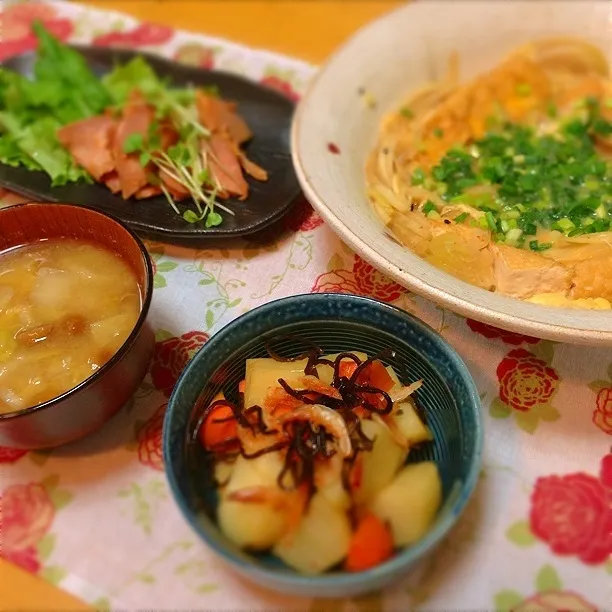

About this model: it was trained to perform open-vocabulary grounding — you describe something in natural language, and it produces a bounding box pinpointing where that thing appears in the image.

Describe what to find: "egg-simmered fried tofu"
[491,243,572,299]
[426,232,496,291]
[570,257,612,301]
[389,212,495,290]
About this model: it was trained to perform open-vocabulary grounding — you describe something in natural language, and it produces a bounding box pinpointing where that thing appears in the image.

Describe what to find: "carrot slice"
[353,406,369,419]
[365,360,395,392]
[345,514,394,572]
[339,359,359,379]
[263,387,302,417]
[238,379,246,394]
[339,359,394,393]
[199,403,238,450]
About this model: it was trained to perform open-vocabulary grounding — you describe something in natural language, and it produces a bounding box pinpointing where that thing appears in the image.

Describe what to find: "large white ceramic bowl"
[292,0,612,345]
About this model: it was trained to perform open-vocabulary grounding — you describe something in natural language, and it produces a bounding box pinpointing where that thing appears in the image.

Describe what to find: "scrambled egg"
[527,293,612,310]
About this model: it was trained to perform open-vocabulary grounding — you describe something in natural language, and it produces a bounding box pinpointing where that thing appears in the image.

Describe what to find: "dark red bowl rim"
[0,201,154,421]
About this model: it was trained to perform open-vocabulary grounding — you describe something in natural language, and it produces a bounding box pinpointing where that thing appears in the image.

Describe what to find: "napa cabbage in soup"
[0,240,140,413]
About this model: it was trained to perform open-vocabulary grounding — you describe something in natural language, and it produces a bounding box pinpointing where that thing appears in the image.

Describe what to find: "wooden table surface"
[0,1,400,609]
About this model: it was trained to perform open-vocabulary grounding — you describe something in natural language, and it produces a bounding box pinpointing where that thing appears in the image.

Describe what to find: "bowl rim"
[290,0,612,346]
[163,292,483,589]
[0,201,154,421]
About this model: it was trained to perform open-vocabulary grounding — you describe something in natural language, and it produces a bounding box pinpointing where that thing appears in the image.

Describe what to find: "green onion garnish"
[529,240,552,252]
[411,167,426,186]
[422,200,436,214]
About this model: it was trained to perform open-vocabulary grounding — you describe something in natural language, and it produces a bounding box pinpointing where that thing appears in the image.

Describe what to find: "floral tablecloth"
[1,2,611,610]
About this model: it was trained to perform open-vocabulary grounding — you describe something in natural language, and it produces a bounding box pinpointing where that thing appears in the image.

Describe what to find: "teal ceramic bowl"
[163,293,483,598]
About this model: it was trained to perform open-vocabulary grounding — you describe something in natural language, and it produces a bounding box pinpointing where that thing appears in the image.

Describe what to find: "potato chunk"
[214,459,235,488]
[391,400,432,446]
[369,461,442,547]
[350,418,407,505]
[218,453,291,550]
[315,453,351,511]
[243,358,308,409]
[218,497,286,551]
[273,493,351,574]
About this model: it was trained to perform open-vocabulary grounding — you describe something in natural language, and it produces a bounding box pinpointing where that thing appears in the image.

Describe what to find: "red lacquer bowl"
[0,202,154,448]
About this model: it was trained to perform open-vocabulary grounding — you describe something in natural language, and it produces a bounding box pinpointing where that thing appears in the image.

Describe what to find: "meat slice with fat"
[112,90,155,199]
[57,115,117,181]
[196,91,252,144]
[202,133,249,199]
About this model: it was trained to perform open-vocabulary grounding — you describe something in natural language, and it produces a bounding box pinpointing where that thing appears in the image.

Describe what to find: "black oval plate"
[0,46,300,240]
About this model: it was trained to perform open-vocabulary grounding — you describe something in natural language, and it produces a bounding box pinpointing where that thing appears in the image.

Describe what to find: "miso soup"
[0,239,141,413]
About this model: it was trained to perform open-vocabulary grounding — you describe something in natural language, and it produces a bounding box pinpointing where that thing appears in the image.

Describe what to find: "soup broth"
[0,239,141,413]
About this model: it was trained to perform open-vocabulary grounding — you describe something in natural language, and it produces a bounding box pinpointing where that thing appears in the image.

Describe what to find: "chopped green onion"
[505,228,523,243]
[424,97,612,249]
[485,211,497,231]
[454,212,469,223]
[422,200,436,214]
[500,209,521,220]
[554,218,575,233]
[529,240,552,252]
[411,167,426,186]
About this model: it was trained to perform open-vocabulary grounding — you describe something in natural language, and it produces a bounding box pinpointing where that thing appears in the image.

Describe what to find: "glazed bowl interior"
[163,293,482,598]
[0,202,153,421]
[292,0,612,345]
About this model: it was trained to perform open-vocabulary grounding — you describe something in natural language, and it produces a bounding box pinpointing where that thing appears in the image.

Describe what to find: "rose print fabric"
[497,349,559,412]
[1,483,55,572]
[136,403,167,472]
[0,2,610,611]
[529,471,612,564]
[311,255,404,302]
[466,319,539,346]
[0,3,73,60]
[150,331,209,397]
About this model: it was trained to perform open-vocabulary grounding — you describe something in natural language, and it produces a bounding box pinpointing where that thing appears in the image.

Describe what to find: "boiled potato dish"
[197,341,442,574]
